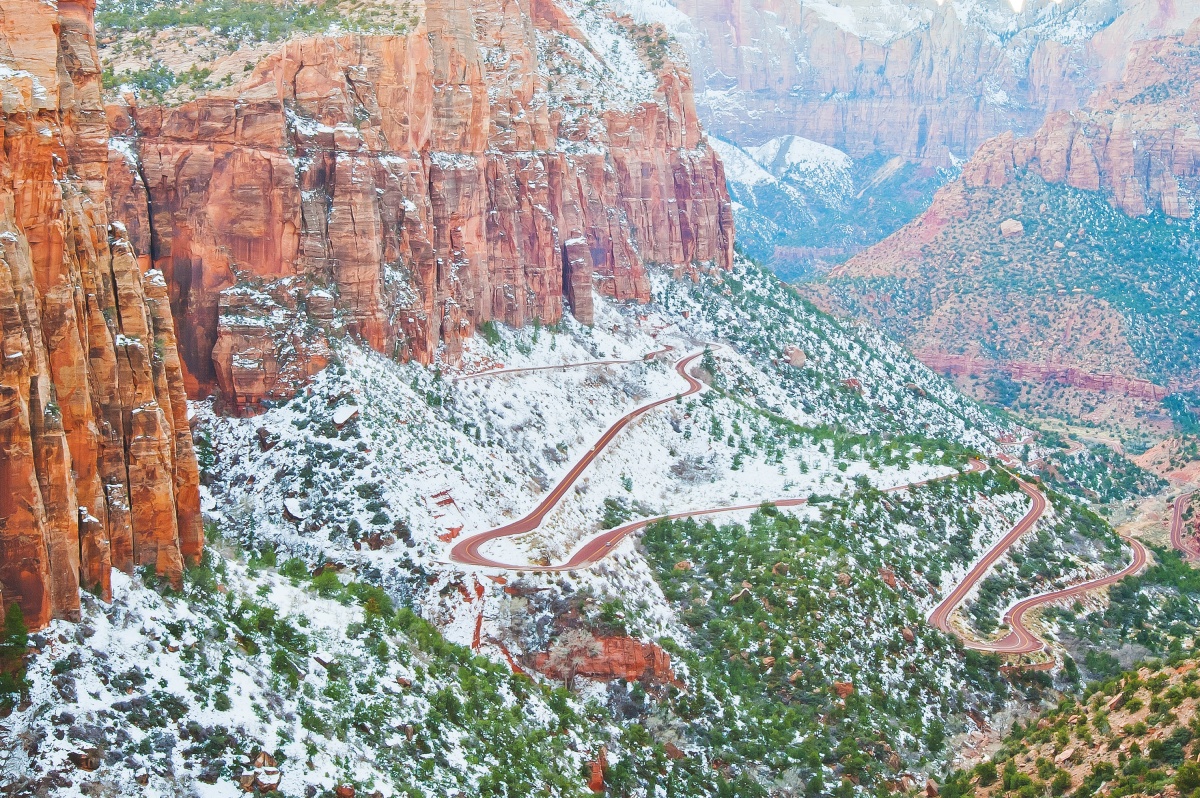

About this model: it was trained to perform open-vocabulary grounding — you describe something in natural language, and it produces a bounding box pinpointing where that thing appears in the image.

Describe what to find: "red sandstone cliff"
[0,0,202,629]
[958,22,1200,219]
[830,19,1200,275]
[534,634,680,686]
[106,1,735,411]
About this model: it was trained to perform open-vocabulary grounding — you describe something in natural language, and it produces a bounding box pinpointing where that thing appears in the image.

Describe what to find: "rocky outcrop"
[914,352,1173,401]
[107,1,735,412]
[534,635,680,686]
[829,19,1200,274]
[648,0,1199,166]
[961,22,1200,218]
[0,0,202,629]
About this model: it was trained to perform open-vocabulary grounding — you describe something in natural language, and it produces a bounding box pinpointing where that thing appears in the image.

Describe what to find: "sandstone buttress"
[0,0,202,629]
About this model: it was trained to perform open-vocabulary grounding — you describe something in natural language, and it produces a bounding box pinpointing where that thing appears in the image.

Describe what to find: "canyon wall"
[958,23,1200,219]
[915,352,1173,402]
[107,0,735,411]
[0,0,202,628]
[836,18,1200,275]
[0,0,735,624]
[632,0,1200,166]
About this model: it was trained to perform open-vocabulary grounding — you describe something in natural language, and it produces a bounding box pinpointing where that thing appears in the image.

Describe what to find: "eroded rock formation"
[0,0,202,629]
[811,20,1200,425]
[0,0,734,625]
[108,1,735,412]
[534,634,680,686]
[960,22,1200,218]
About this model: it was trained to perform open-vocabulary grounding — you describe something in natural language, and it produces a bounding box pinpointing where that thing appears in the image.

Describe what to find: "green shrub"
[0,603,30,705]
[312,570,343,599]
[98,0,341,42]
[975,761,998,786]
[1176,762,1200,793]
[280,558,309,580]
[479,320,502,346]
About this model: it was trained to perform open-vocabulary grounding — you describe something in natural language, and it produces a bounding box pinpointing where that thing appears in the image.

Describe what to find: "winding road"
[1171,491,1198,560]
[450,349,707,569]
[929,475,1149,656]
[450,348,980,571]
[453,347,673,382]
[928,478,1048,652]
[449,346,1150,660]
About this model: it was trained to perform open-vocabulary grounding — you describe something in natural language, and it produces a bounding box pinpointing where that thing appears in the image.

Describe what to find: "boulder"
[1000,218,1025,237]
[783,346,807,368]
[664,742,687,760]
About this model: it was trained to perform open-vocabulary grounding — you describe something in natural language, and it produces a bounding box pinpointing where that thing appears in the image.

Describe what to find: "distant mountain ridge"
[712,135,947,279]
[809,19,1200,441]
[622,0,1200,166]
[616,0,1199,280]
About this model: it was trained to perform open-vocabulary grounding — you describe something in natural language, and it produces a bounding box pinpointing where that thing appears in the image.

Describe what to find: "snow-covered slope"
[3,258,1144,797]
[1,553,683,795]
[193,259,1015,618]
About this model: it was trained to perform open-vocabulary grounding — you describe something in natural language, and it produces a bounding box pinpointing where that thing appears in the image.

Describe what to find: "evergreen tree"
[0,602,29,703]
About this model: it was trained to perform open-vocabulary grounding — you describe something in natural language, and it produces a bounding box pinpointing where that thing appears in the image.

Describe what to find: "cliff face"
[0,0,202,629]
[107,0,735,411]
[832,19,1200,277]
[0,0,734,625]
[958,23,1200,218]
[639,0,1199,166]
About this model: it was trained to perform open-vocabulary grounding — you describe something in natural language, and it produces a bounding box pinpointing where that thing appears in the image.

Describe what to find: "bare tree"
[546,628,603,691]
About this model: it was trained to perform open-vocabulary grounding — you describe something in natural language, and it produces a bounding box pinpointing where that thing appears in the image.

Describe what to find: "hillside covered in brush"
[809,21,1200,451]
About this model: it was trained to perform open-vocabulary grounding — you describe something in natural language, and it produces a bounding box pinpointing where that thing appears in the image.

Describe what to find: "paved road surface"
[984,535,1148,654]
[453,347,673,382]
[450,348,1147,661]
[930,476,1148,655]
[1171,492,1198,560]
[450,349,707,568]
[450,344,987,571]
[928,478,1047,650]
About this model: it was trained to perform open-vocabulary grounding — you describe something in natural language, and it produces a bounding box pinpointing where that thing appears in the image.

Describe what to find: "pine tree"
[0,602,29,703]
[0,602,28,661]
